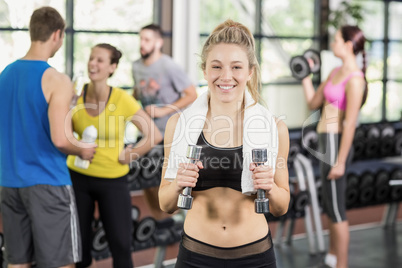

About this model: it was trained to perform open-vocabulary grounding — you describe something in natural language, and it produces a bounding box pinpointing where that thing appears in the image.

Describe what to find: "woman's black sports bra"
[193,132,243,192]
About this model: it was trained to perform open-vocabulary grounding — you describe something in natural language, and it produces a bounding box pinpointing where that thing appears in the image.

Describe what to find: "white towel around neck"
[164,90,279,195]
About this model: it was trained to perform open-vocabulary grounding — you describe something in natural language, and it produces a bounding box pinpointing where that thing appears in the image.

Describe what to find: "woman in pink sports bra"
[301,25,367,268]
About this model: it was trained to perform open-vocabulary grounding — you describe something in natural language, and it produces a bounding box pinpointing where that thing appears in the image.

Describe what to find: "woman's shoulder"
[112,87,136,100]
[112,86,127,94]
[166,112,181,128]
[164,112,182,143]
[275,118,289,135]
[111,87,141,110]
[344,68,365,84]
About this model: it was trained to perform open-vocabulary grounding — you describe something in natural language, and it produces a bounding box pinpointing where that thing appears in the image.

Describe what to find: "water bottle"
[73,71,85,96]
[74,125,97,169]
[71,71,85,108]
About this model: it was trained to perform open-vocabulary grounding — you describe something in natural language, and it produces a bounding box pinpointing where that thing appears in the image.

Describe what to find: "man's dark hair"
[141,24,163,38]
[29,6,65,42]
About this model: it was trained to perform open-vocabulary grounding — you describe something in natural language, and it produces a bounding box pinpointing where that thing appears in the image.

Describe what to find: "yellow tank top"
[67,87,141,178]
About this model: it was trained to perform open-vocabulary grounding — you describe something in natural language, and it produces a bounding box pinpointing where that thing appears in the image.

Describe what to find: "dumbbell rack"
[152,211,186,268]
[274,153,325,255]
[382,152,402,228]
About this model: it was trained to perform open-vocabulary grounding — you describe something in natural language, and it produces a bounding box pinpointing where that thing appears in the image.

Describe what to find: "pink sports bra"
[323,67,364,110]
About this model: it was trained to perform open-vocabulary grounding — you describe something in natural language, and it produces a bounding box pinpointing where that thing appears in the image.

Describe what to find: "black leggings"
[175,232,276,268]
[69,169,133,268]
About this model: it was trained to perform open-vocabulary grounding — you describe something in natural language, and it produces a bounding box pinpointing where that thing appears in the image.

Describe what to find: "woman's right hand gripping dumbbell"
[175,161,204,192]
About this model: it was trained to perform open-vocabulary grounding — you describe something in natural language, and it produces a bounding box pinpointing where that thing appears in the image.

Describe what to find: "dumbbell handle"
[255,162,270,214]
[177,145,202,210]
[389,180,402,186]
[252,148,270,214]
[181,158,198,196]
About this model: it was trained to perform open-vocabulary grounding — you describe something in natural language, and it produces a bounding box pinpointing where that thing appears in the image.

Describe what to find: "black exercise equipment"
[359,171,375,205]
[390,169,402,201]
[364,124,380,158]
[92,227,108,252]
[288,140,301,164]
[301,127,319,165]
[351,126,365,161]
[155,217,175,229]
[374,169,391,203]
[153,228,176,247]
[127,160,141,183]
[293,190,310,212]
[141,146,163,180]
[290,49,321,80]
[379,124,395,157]
[302,128,318,152]
[134,217,156,242]
[131,205,140,222]
[288,193,295,213]
[346,173,359,208]
[394,132,402,156]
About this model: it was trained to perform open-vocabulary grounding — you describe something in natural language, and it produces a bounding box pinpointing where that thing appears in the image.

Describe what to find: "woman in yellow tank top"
[67,43,162,268]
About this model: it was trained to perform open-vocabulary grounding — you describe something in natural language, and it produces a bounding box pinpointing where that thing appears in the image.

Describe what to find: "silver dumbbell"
[252,148,270,214]
[177,144,202,210]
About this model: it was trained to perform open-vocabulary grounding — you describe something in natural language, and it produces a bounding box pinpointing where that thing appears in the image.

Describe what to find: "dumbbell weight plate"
[390,186,402,201]
[154,228,175,246]
[288,141,301,163]
[346,188,359,208]
[290,56,311,80]
[394,132,402,155]
[303,49,321,74]
[366,125,380,139]
[347,173,359,187]
[92,227,108,252]
[375,185,390,203]
[380,138,394,157]
[127,160,141,182]
[302,129,318,151]
[135,217,156,242]
[294,191,310,212]
[131,205,140,222]
[360,172,375,189]
[141,147,163,180]
[359,187,374,205]
[381,124,395,138]
[354,126,365,140]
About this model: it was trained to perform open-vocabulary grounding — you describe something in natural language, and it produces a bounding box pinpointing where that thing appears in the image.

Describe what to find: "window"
[0,0,66,72]
[198,0,402,127]
[199,0,318,128]
[0,0,153,90]
[72,0,153,89]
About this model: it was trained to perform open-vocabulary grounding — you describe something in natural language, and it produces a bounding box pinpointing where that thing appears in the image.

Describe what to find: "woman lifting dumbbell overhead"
[301,25,367,268]
[67,43,162,268]
[159,19,290,268]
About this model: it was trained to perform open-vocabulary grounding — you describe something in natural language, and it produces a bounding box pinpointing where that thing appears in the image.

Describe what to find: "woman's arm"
[118,109,163,164]
[328,76,365,179]
[301,69,335,110]
[158,113,203,213]
[250,119,290,217]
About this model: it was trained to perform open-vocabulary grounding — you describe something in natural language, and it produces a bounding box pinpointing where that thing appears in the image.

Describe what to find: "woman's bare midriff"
[316,101,345,134]
[183,187,269,247]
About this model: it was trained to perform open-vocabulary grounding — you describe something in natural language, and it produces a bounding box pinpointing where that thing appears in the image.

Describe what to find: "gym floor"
[91,194,402,268]
[1,192,401,267]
